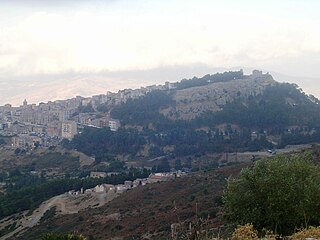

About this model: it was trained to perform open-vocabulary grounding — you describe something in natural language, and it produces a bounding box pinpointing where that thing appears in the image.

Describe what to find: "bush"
[231,224,258,240]
[224,153,320,235]
[290,226,320,239]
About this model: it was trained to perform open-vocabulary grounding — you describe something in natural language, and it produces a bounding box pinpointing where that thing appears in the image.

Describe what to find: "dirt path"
[0,191,118,240]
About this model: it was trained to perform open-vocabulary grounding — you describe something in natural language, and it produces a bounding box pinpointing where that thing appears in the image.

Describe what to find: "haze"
[0,0,320,105]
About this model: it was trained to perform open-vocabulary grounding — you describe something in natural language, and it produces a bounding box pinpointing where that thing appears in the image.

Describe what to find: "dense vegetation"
[224,153,320,235]
[68,83,320,159]
[109,71,245,125]
[30,152,80,172]
[0,168,150,219]
[71,82,315,159]
[76,103,94,113]
[176,70,244,90]
[63,127,146,162]
[197,84,320,129]
[65,123,275,160]
[111,90,174,126]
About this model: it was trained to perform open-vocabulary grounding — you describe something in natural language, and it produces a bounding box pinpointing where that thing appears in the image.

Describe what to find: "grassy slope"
[17,164,246,240]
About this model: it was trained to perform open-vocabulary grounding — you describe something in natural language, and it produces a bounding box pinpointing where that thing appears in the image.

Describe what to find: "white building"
[90,171,107,178]
[61,121,77,140]
[94,185,105,193]
[109,119,120,132]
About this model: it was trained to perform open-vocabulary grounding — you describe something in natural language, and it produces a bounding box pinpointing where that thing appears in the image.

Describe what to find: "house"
[90,171,107,178]
[61,120,77,140]
[148,173,175,183]
[11,135,42,148]
[116,185,128,193]
[108,119,121,132]
[94,185,105,193]
[94,184,114,193]
[133,178,148,187]
[124,180,133,189]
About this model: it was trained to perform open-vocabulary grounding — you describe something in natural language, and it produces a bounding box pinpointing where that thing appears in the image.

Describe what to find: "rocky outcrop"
[161,71,277,120]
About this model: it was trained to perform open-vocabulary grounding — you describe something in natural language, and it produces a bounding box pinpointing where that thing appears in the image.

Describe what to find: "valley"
[0,70,320,239]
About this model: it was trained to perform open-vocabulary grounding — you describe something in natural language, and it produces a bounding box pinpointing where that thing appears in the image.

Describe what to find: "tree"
[223,153,320,236]
[156,158,171,172]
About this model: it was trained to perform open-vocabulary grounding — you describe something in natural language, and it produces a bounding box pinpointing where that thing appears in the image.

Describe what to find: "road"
[0,191,118,240]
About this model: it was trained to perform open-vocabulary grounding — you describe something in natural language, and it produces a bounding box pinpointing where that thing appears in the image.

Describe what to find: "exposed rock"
[161,72,276,120]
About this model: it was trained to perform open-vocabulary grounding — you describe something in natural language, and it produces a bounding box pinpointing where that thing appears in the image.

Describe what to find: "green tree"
[223,153,320,235]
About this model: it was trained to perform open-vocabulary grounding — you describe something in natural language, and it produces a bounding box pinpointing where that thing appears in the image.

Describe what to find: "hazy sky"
[0,0,320,105]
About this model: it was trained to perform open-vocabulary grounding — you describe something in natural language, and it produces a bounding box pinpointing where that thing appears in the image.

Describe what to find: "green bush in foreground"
[224,153,320,235]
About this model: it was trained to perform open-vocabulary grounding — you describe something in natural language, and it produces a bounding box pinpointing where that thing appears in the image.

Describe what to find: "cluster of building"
[68,171,185,196]
[0,81,178,150]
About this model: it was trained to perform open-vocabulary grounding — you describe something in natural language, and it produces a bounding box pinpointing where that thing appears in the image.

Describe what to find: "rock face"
[161,72,277,120]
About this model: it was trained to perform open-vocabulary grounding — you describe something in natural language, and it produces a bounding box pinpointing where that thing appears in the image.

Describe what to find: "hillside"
[13,145,320,240]
[15,164,244,240]
[163,71,276,120]
[1,70,320,239]
[110,70,319,126]
[66,70,320,162]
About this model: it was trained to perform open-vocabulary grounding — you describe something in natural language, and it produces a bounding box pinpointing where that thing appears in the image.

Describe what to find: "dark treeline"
[176,70,244,90]
[111,83,320,132]
[111,90,174,126]
[67,124,273,159]
[195,84,320,129]
[76,103,94,113]
[0,168,150,219]
[279,128,320,148]
[110,71,245,126]
[63,127,145,162]
[66,82,320,159]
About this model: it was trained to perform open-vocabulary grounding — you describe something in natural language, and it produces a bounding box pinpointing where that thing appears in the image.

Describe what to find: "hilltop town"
[1,69,319,159]
[0,79,177,150]
[0,69,320,239]
[0,70,274,150]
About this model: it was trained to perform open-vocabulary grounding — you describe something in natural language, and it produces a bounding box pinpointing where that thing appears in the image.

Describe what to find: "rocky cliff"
[162,71,276,120]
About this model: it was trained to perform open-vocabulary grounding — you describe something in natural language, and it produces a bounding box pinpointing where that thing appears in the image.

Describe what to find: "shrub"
[290,226,320,239]
[231,224,258,240]
[224,153,320,235]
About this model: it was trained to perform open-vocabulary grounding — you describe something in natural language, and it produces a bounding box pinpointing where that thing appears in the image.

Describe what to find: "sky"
[0,0,320,105]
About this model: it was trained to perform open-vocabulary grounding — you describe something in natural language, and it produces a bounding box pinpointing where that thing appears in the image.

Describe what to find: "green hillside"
[65,71,320,161]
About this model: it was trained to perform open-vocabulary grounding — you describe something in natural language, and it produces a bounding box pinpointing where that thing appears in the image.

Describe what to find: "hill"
[15,164,243,240]
[14,145,320,240]
[163,71,276,120]
[2,69,320,239]
[65,70,320,163]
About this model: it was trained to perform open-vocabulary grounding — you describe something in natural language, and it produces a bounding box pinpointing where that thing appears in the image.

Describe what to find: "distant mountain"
[0,76,130,106]
[3,65,319,107]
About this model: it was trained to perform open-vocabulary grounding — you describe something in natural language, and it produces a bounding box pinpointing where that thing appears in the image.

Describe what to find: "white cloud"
[0,1,319,76]
[0,0,320,104]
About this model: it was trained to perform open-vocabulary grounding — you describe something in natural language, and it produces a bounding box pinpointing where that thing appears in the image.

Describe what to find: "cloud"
[0,0,320,105]
[2,1,319,77]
